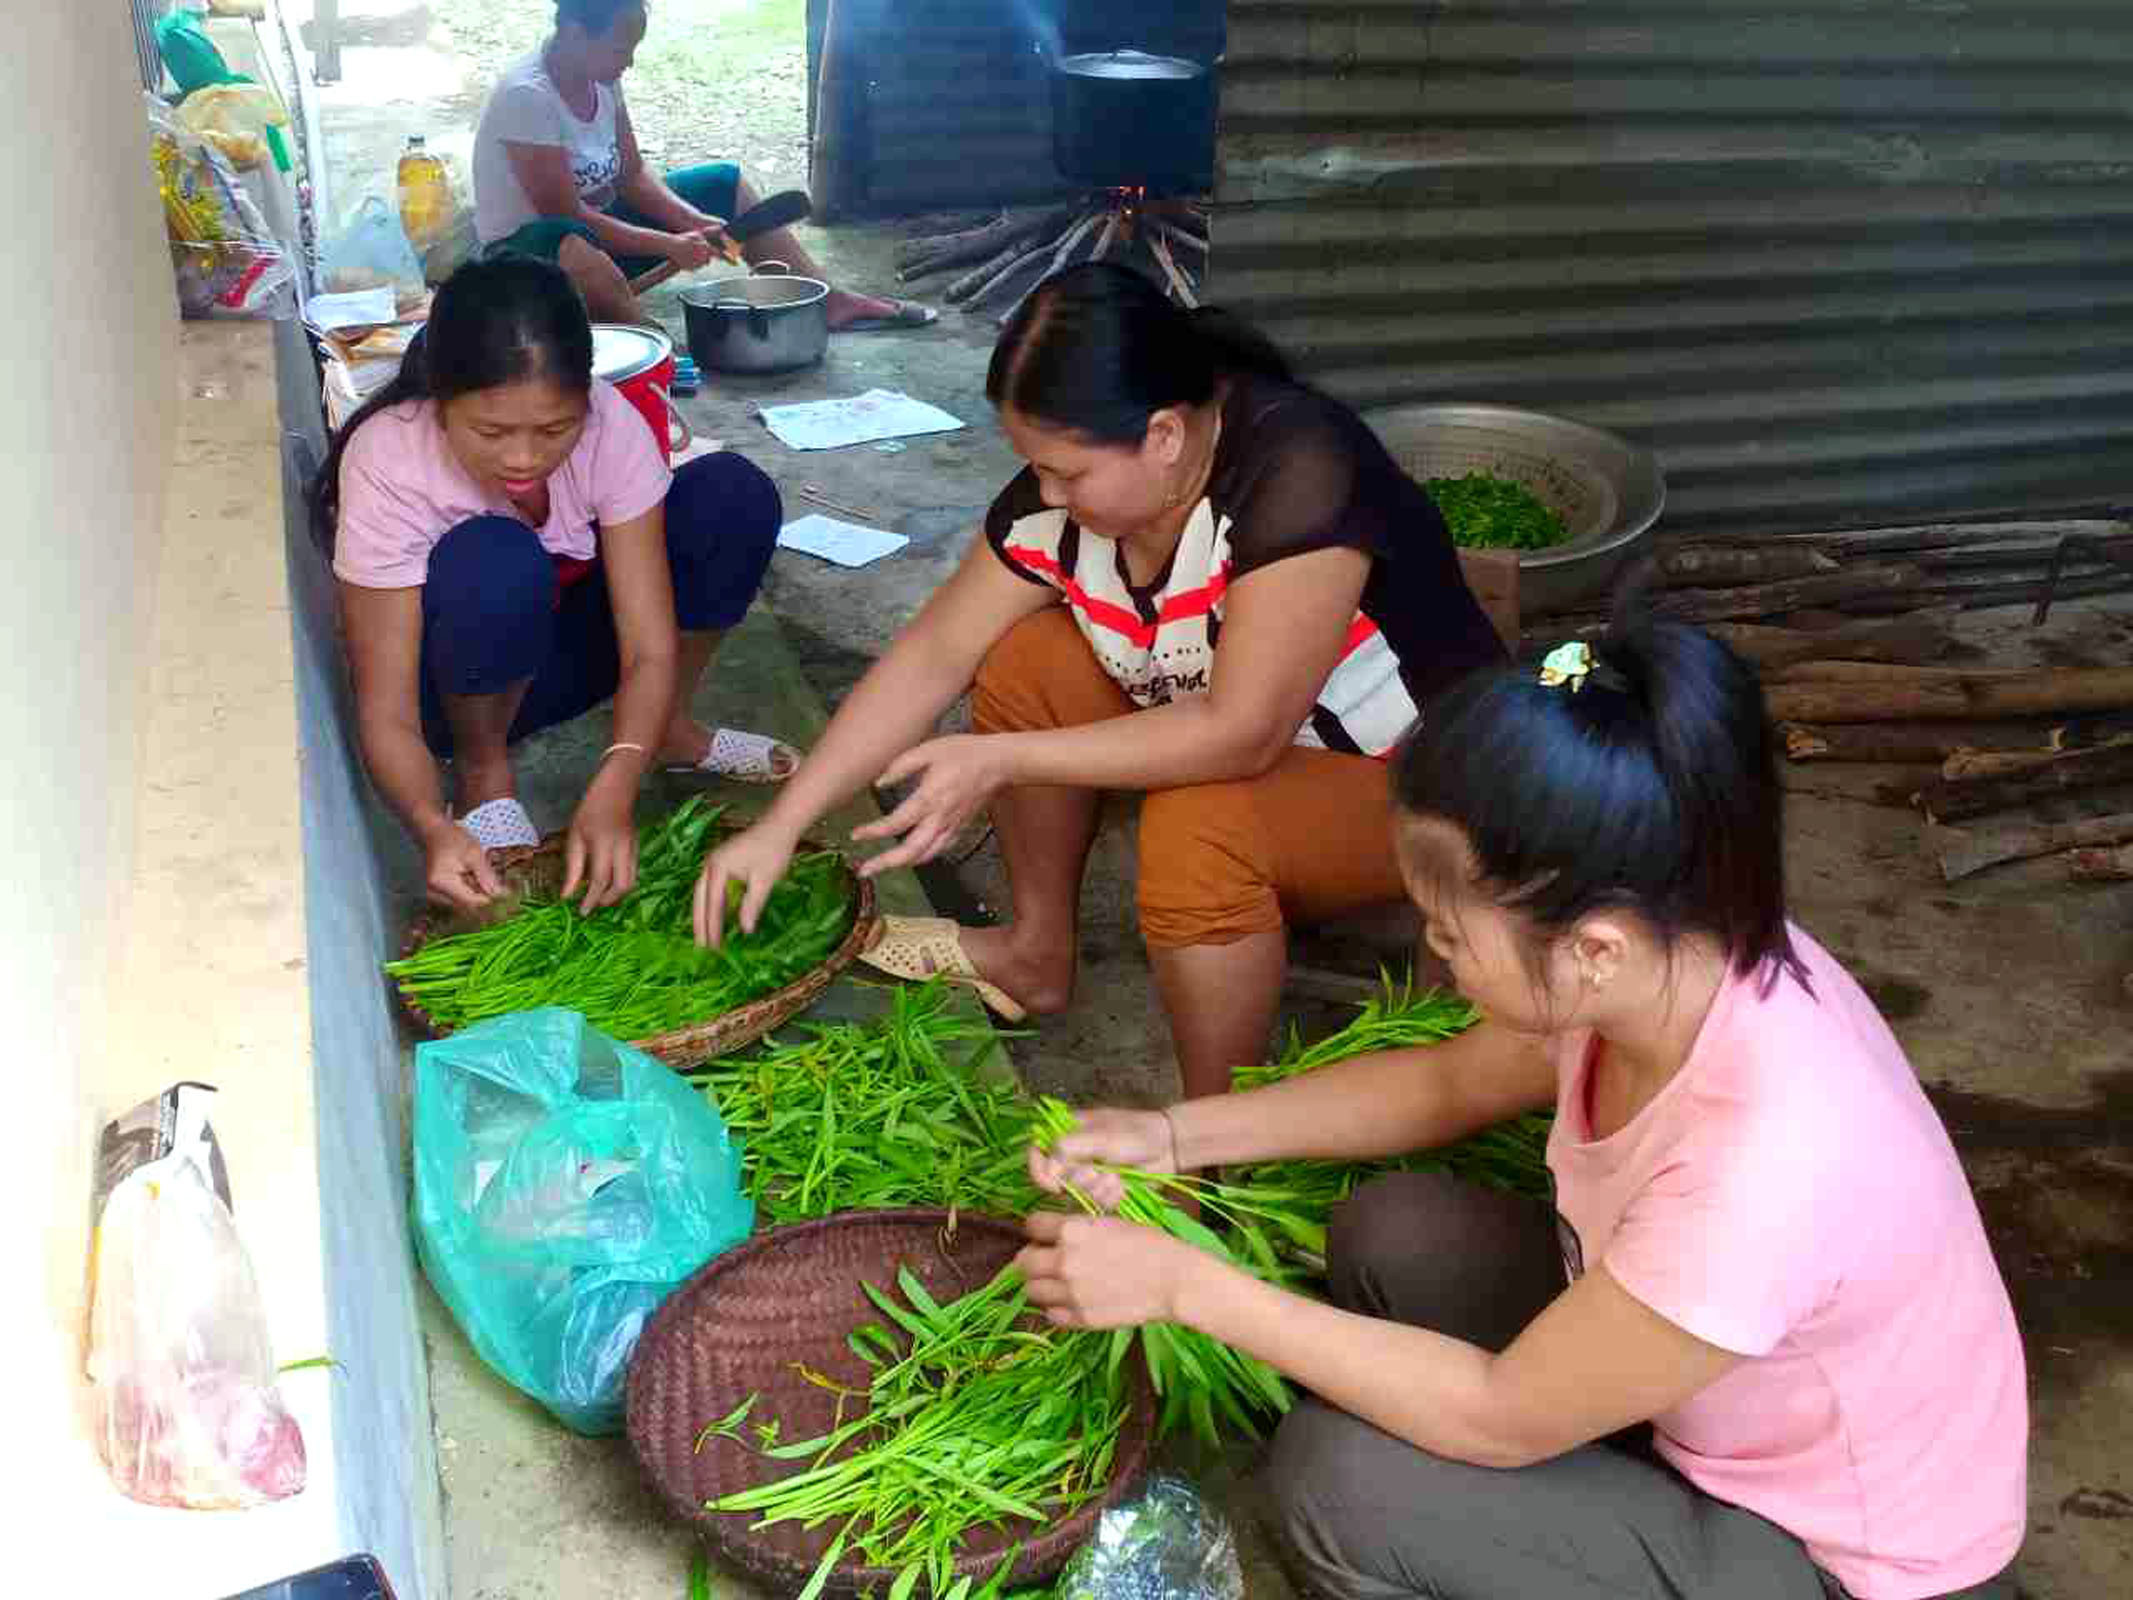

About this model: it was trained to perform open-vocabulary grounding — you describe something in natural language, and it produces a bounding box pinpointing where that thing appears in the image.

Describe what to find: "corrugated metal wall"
[1212,0,2133,534]
[834,1,1224,215]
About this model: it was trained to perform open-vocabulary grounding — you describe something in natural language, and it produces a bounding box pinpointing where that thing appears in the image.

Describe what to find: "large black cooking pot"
[1051,50,1215,194]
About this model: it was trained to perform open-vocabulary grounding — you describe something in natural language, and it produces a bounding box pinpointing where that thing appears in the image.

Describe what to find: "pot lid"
[591,322,672,383]
[1056,49,1203,81]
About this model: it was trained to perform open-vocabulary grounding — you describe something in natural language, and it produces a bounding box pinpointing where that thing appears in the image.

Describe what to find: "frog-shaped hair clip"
[1538,641,1597,693]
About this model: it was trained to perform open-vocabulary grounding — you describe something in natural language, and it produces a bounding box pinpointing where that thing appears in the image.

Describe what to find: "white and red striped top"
[984,377,1506,757]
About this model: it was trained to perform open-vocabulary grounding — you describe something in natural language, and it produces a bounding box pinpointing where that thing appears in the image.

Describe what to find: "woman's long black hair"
[1394,607,1804,990]
[986,261,1292,444]
[308,254,594,552]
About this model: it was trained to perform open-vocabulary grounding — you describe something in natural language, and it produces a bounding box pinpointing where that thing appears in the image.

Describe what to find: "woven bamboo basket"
[394,832,877,1067]
[625,1209,1157,1597]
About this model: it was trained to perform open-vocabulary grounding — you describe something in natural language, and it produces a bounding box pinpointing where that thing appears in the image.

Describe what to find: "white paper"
[758,389,965,451]
[777,513,910,568]
[304,286,398,332]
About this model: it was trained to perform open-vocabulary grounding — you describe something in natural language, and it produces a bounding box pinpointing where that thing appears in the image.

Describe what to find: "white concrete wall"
[0,12,448,1598]
[0,0,181,1571]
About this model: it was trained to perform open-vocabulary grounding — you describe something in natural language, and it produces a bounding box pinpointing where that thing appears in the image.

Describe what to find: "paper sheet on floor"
[777,513,910,568]
[759,389,964,451]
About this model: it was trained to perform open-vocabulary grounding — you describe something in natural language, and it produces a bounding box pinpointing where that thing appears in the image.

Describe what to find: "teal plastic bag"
[412,1008,752,1434]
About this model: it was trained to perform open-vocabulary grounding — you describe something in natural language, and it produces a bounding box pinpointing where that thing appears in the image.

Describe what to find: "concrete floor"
[300,10,2132,1598]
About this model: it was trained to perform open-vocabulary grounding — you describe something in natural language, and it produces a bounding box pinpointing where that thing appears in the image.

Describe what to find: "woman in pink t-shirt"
[310,255,796,913]
[1022,615,2027,1600]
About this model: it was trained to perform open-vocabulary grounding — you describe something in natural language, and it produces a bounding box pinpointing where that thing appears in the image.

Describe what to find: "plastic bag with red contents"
[87,1091,306,1509]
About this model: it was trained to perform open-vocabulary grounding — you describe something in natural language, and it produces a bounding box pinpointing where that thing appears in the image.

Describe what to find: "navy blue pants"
[418,451,780,755]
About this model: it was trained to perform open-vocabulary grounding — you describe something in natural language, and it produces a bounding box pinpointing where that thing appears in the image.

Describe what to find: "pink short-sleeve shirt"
[1548,928,2027,1599]
[332,379,671,588]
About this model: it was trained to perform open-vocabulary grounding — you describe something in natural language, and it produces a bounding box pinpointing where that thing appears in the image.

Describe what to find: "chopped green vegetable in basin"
[1425,471,1570,551]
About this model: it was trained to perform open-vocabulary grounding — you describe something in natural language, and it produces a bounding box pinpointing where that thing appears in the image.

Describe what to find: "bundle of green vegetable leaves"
[691,976,1552,1452]
[1424,471,1569,551]
[1229,978,1556,1258]
[385,797,856,1039]
[700,1266,1129,1600]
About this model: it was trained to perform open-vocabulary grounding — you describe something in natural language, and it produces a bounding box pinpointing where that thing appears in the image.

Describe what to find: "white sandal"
[668,726,801,785]
[456,797,541,850]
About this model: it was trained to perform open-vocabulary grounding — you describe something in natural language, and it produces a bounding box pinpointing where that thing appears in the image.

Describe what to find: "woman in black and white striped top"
[692,263,1505,1099]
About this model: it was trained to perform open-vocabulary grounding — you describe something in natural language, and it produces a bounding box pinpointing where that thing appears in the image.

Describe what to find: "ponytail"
[307,253,595,555]
[1391,604,1802,988]
[987,261,1293,444]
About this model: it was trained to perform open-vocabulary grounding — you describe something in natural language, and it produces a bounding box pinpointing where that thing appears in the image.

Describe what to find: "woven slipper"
[834,299,937,333]
[667,727,801,785]
[457,797,540,850]
[858,915,1028,1022]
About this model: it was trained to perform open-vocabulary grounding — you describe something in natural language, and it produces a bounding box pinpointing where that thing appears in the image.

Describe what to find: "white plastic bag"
[87,1088,307,1509]
[322,196,427,307]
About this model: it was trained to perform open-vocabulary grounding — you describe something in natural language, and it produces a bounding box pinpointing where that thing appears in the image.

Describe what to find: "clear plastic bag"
[174,83,292,173]
[148,94,295,320]
[322,196,427,307]
[87,1117,308,1509]
[412,1008,755,1435]
[1054,1475,1245,1600]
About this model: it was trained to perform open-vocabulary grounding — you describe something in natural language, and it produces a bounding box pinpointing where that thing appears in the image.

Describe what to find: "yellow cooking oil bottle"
[396,135,454,255]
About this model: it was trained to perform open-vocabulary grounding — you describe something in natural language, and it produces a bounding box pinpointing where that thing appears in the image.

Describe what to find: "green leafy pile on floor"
[688,974,1551,1448]
[681,976,1553,1599]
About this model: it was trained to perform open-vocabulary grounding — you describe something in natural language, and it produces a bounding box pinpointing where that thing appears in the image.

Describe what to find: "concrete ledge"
[81,325,339,1595]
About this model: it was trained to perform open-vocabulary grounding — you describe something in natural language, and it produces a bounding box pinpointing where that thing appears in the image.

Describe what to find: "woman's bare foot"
[825,288,934,331]
[959,923,1075,1015]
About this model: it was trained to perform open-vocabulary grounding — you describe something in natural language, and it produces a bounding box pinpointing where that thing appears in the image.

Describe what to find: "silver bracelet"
[600,741,649,764]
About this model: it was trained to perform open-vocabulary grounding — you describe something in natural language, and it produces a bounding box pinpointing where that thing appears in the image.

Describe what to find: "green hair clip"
[1538,641,1596,693]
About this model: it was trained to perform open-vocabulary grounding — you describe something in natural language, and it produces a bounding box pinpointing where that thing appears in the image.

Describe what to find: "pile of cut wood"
[894,203,1210,321]
[1535,518,2133,888]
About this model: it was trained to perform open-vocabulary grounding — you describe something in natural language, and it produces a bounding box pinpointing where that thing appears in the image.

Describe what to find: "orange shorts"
[971,609,1407,950]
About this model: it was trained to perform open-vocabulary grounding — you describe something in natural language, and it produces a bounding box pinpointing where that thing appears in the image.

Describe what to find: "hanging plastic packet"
[87,1083,308,1509]
[1054,1475,1245,1600]
[147,94,297,320]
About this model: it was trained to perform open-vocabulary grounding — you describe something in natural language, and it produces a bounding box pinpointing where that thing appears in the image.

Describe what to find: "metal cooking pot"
[679,266,829,375]
[1051,50,1215,193]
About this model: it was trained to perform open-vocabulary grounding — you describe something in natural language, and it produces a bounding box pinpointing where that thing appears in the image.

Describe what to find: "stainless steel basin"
[1364,403,1667,616]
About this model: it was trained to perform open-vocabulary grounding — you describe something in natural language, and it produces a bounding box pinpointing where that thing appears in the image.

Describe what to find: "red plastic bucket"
[591,324,689,462]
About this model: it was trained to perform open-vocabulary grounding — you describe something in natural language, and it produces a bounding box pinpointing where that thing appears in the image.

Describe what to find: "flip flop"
[858,915,1028,1022]
[456,797,541,850]
[835,299,937,333]
[665,726,801,785]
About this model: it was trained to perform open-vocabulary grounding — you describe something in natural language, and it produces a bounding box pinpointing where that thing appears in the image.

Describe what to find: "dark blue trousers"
[417,451,780,755]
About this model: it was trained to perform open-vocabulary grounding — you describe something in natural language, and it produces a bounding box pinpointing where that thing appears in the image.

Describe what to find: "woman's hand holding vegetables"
[1025,1107,1178,1212]
[1017,1210,1208,1331]
[563,772,640,913]
[693,818,799,946]
[419,817,508,912]
[851,734,1012,877]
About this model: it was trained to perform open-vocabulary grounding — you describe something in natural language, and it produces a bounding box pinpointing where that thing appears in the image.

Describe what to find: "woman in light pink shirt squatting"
[312,255,798,915]
[1023,612,2027,1600]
